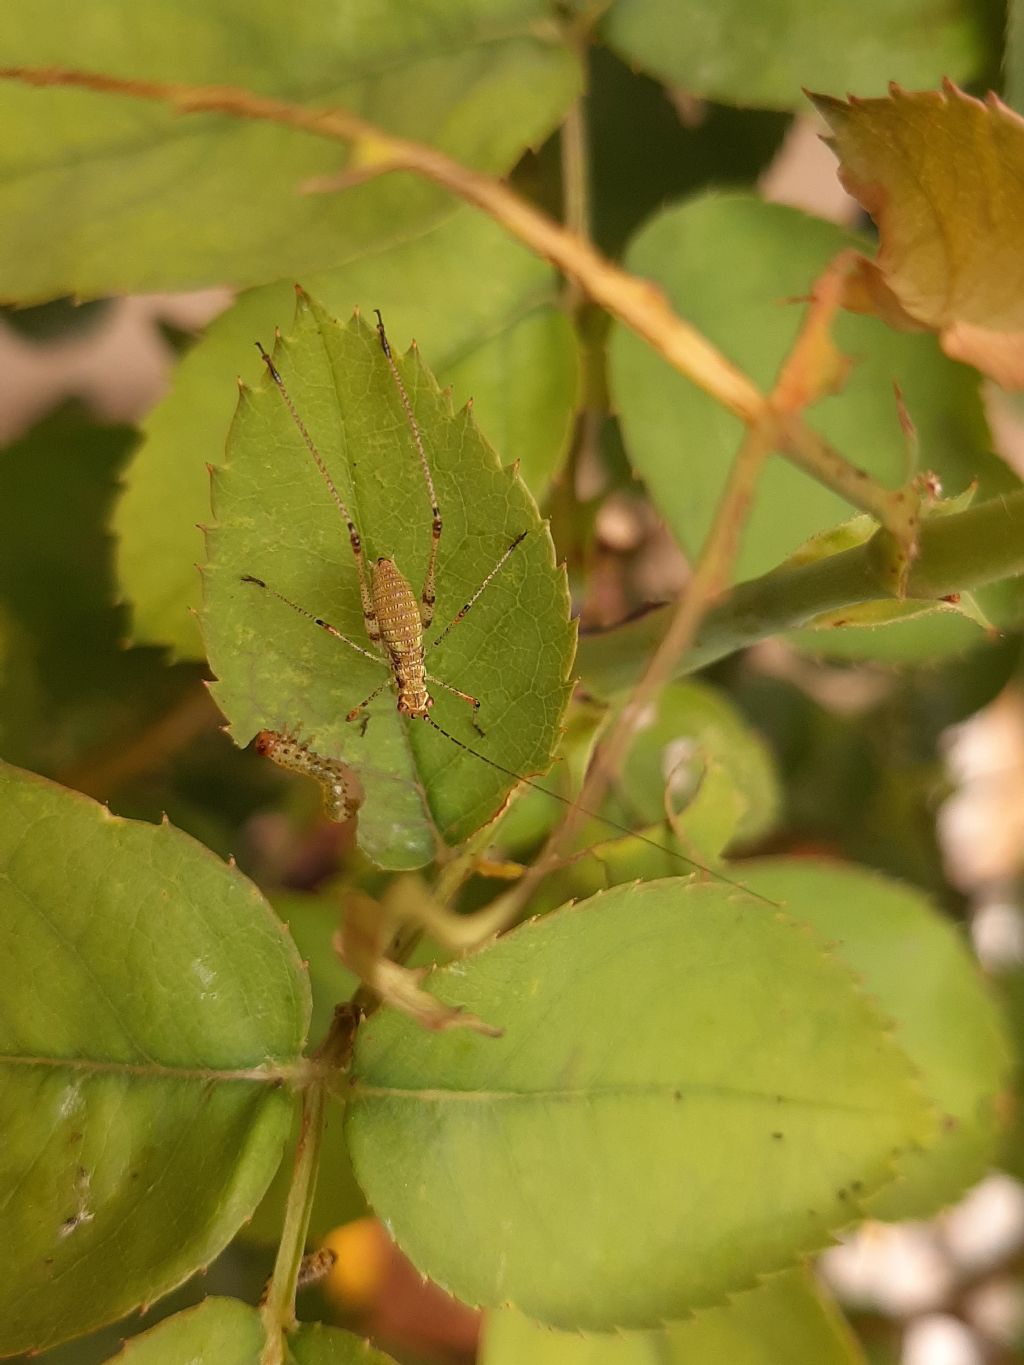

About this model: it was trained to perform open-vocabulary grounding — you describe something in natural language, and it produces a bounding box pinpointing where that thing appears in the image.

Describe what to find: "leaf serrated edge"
[0,755,313,1059]
[349,877,939,1328]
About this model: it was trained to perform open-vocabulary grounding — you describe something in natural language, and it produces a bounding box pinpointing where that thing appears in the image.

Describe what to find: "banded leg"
[241,575,382,666]
[430,530,528,651]
[374,310,442,629]
[346,677,391,731]
[256,339,381,646]
[424,672,484,735]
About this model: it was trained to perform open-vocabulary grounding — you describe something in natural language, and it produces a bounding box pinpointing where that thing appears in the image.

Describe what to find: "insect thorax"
[371,557,431,717]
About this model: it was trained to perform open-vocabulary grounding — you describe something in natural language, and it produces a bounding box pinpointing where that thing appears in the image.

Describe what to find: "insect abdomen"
[370,557,431,715]
[371,558,422,653]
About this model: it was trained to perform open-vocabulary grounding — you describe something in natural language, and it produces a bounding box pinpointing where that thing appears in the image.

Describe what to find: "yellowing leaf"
[812,82,1024,387]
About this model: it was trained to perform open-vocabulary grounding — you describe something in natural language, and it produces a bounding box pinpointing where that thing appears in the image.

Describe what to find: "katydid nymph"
[219,294,765,903]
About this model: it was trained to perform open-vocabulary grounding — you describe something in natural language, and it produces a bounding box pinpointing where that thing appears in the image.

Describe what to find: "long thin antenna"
[425,717,781,908]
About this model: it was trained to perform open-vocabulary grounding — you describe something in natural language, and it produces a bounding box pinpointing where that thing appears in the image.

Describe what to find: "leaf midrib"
[0,1052,305,1083]
[351,1080,906,1116]
[0,27,551,186]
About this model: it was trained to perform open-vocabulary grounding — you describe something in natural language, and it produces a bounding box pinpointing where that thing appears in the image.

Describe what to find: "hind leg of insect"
[418,530,528,736]
[428,530,529,652]
[374,309,443,630]
[256,339,384,648]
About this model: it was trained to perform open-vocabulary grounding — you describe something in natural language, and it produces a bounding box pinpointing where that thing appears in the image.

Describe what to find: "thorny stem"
[577,486,1024,695]
[259,1077,327,1363]
[0,63,916,542]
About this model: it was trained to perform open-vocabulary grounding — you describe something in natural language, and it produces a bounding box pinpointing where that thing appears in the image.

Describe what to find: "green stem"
[578,487,1024,698]
[778,414,921,555]
[259,1079,327,1362]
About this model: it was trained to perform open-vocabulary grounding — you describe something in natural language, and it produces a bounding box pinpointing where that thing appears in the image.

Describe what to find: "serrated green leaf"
[608,192,1021,662]
[482,1269,867,1365]
[202,293,575,870]
[103,1298,265,1363]
[600,0,985,111]
[0,762,309,1355]
[0,0,578,300]
[741,859,1013,1220]
[813,84,1024,388]
[101,1297,399,1364]
[115,210,578,657]
[346,878,933,1329]
[288,1322,399,1365]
